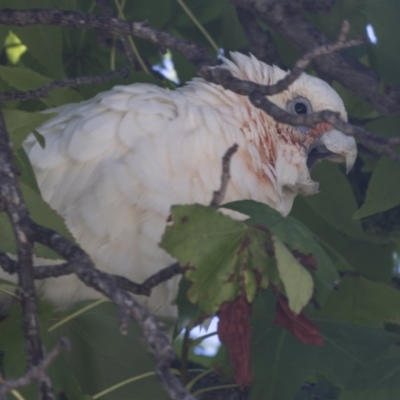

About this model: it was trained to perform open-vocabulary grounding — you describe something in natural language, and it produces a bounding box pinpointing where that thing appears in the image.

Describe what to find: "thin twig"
[199,21,364,97]
[199,23,400,162]
[232,0,400,115]
[0,68,130,102]
[210,144,239,208]
[0,108,195,400]
[0,338,70,398]
[115,263,184,296]
[0,252,183,296]
[0,9,398,161]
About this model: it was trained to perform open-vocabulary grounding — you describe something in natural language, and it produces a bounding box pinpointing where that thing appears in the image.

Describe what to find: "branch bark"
[0,68,130,102]
[0,112,54,400]
[0,102,194,400]
[0,338,69,399]
[0,8,213,67]
[231,0,400,116]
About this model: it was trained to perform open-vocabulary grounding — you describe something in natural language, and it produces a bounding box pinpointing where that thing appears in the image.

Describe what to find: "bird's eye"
[295,102,308,114]
[286,97,312,115]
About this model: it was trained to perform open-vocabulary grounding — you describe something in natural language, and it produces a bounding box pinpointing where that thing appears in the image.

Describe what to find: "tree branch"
[0,8,213,67]
[199,22,400,162]
[0,9,398,161]
[201,20,364,97]
[0,338,69,399]
[0,107,195,400]
[29,222,195,400]
[0,112,54,400]
[0,252,184,296]
[0,68,130,102]
[232,0,400,116]
[210,144,239,208]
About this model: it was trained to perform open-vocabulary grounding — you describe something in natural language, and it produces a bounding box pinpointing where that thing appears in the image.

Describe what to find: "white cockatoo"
[12,53,357,317]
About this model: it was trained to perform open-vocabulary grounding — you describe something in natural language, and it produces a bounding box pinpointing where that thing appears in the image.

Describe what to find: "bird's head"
[220,52,357,216]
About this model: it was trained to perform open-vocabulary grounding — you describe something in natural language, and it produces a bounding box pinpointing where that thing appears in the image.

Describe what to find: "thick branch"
[0,112,54,399]
[199,23,400,162]
[201,21,363,97]
[0,8,213,67]
[232,0,400,115]
[30,223,195,400]
[0,10,397,160]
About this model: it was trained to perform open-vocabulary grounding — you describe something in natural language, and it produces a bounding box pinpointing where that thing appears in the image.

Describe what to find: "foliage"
[0,0,400,399]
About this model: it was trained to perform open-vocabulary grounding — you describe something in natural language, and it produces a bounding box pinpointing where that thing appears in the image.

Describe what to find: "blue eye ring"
[286,97,312,115]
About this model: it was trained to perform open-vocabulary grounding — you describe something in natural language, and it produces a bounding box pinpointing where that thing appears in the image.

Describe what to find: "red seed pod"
[274,290,324,346]
[217,296,253,388]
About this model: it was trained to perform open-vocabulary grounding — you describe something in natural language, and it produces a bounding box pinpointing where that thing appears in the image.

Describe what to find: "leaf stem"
[48,298,108,332]
[113,0,150,74]
[110,35,116,71]
[192,383,239,397]
[92,372,155,399]
[176,0,219,53]
[0,287,22,301]
[92,369,181,399]
[185,368,213,392]
[77,0,96,52]
[10,390,25,400]
[189,331,217,347]
[181,327,191,384]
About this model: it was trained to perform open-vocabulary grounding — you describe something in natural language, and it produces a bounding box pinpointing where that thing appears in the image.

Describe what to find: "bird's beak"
[307,129,357,173]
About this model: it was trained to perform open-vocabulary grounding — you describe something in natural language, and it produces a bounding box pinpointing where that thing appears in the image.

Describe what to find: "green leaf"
[315,319,394,388]
[339,347,400,400]
[319,276,400,328]
[160,204,276,315]
[175,276,201,333]
[0,66,82,107]
[0,0,64,77]
[17,25,64,78]
[250,292,396,400]
[332,81,375,119]
[291,198,395,283]
[4,31,27,63]
[0,65,50,90]
[176,0,224,26]
[273,235,313,314]
[14,147,41,194]
[0,213,16,254]
[20,182,75,258]
[223,200,339,305]
[364,115,400,138]
[32,129,46,148]
[3,109,55,149]
[250,290,316,400]
[50,301,170,399]
[0,301,88,399]
[220,2,247,50]
[304,163,372,242]
[353,156,400,219]
[364,0,400,84]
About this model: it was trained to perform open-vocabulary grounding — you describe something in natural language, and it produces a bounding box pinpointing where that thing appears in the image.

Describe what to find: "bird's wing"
[24,82,232,314]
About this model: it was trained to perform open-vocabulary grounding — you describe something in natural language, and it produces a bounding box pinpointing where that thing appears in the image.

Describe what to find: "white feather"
[0,53,356,317]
